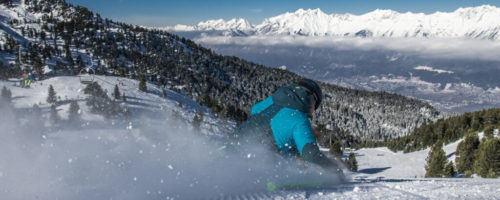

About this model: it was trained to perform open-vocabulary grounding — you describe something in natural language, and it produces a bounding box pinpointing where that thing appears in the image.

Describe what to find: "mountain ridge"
[164,5,500,40]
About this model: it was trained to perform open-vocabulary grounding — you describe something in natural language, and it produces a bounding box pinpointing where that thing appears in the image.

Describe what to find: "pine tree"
[46,85,57,104]
[55,60,64,74]
[68,101,81,122]
[198,107,204,122]
[76,55,85,72]
[425,141,448,178]
[1,86,12,103]
[484,126,495,140]
[348,152,358,172]
[122,93,127,102]
[220,105,229,120]
[210,98,220,114]
[198,94,211,106]
[139,76,147,92]
[193,107,203,131]
[473,138,500,178]
[66,51,74,70]
[29,104,43,128]
[33,56,44,80]
[113,84,121,100]
[455,134,479,174]
[487,169,497,178]
[0,61,8,80]
[444,161,456,177]
[32,104,41,117]
[162,89,167,98]
[329,141,343,158]
[49,104,60,124]
[84,82,121,118]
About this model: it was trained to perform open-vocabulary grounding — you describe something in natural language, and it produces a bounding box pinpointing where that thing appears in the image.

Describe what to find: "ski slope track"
[1,76,499,199]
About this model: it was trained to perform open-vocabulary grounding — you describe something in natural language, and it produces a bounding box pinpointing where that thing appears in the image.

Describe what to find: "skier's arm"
[293,120,337,169]
[250,97,274,116]
[301,142,336,169]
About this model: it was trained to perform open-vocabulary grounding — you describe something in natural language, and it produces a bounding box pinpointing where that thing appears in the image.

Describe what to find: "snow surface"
[1,76,499,199]
[352,140,461,179]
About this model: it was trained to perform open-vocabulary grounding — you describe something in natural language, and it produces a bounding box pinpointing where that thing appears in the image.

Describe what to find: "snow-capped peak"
[164,5,500,40]
[165,18,253,32]
[256,8,334,36]
[196,18,253,31]
[362,9,400,19]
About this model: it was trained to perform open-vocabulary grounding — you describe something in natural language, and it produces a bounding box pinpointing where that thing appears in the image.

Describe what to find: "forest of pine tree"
[420,126,500,178]
[473,138,500,178]
[84,82,125,118]
[371,108,500,153]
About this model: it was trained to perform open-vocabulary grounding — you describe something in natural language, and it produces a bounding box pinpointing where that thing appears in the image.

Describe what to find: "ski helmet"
[298,78,322,110]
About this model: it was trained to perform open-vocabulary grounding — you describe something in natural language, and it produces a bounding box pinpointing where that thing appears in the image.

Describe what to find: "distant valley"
[190,38,500,113]
[168,6,500,113]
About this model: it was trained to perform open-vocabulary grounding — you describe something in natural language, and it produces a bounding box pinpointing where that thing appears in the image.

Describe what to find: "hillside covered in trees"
[365,108,500,153]
[0,0,445,144]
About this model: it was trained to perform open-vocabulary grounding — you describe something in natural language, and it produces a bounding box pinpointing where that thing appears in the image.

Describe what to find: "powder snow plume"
[0,100,342,199]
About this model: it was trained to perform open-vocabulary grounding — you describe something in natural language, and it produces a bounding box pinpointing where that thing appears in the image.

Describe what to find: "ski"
[266,181,324,191]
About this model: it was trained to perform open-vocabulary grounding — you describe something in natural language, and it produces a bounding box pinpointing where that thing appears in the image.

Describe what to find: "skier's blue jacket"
[235,83,334,168]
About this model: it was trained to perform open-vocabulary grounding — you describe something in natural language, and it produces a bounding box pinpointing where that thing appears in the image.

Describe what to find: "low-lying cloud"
[195,35,500,61]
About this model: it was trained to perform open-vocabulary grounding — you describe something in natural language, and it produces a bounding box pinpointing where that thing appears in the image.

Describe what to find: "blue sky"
[66,0,500,27]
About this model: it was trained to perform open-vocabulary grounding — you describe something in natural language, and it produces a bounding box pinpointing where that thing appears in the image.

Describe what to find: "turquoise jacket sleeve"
[292,119,317,155]
[250,97,273,116]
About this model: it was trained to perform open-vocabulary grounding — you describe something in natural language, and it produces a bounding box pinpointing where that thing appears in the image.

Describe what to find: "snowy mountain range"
[165,5,500,40]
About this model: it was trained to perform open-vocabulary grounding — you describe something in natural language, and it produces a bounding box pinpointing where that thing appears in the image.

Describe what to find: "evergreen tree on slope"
[348,152,358,172]
[329,140,343,158]
[474,138,500,178]
[425,141,448,178]
[68,101,81,123]
[455,134,480,174]
[47,85,57,105]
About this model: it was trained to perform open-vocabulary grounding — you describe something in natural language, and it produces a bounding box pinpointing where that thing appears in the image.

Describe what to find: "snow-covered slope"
[352,140,461,179]
[166,5,500,40]
[0,75,230,135]
[1,76,499,199]
[301,138,500,199]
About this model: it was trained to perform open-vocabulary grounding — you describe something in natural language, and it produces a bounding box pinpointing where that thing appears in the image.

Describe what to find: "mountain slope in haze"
[0,0,446,142]
[166,5,500,40]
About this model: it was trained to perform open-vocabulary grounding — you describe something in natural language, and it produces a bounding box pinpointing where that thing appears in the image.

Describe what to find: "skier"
[21,72,28,87]
[24,71,34,87]
[234,78,342,175]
